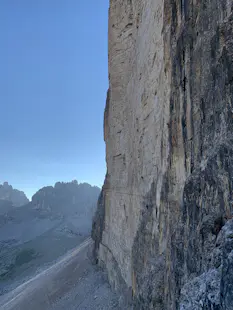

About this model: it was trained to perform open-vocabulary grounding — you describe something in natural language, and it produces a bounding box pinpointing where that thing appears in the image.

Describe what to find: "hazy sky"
[0,1,109,198]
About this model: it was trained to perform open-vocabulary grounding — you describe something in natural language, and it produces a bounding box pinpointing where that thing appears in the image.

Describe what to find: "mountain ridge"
[0,182,29,208]
[0,180,100,297]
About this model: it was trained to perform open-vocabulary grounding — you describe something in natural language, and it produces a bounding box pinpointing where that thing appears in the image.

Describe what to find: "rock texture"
[92,0,233,309]
[180,219,233,310]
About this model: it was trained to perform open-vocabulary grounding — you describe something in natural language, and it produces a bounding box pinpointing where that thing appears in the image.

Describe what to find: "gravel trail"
[0,238,126,310]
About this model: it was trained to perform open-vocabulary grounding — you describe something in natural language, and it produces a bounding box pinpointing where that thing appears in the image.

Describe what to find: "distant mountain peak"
[3,181,11,188]
[31,180,100,213]
[0,182,29,207]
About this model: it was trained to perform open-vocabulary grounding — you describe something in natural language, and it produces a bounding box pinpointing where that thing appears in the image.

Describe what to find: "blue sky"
[0,1,109,198]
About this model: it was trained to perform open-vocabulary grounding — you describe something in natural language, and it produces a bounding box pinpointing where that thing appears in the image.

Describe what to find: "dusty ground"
[0,238,127,310]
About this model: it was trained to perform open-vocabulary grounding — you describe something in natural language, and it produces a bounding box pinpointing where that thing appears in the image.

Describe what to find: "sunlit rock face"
[92,0,233,308]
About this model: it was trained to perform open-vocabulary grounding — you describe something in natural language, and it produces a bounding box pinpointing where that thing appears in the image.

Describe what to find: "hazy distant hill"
[0,180,100,296]
[31,180,100,216]
[0,182,29,208]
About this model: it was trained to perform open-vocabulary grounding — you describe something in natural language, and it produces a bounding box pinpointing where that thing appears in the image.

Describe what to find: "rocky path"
[0,238,125,310]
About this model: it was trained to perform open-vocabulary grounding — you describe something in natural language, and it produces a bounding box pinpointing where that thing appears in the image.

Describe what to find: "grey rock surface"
[92,0,233,309]
[180,219,233,309]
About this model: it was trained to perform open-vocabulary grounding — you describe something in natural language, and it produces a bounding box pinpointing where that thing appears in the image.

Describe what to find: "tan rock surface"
[92,0,233,309]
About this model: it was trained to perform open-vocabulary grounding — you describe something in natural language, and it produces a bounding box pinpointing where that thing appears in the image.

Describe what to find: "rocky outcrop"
[0,182,29,207]
[92,0,233,309]
[180,219,233,309]
[31,181,100,216]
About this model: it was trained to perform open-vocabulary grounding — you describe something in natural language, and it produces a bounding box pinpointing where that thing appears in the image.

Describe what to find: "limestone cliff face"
[92,1,233,309]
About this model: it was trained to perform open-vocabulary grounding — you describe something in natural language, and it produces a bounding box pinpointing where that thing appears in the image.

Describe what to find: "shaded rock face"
[31,181,100,216]
[180,219,233,310]
[92,189,105,262]
[0,182,29,208]
[92,0,233,309]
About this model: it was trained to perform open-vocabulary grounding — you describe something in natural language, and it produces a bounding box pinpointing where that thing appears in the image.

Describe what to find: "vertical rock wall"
[92,0,233,309]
